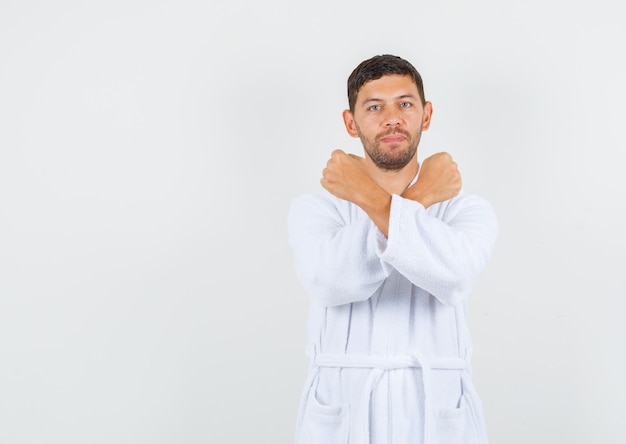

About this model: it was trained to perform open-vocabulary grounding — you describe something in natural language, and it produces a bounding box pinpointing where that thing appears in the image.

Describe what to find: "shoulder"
[287,190,363,237]
[288,190,353,218]
[429,190,498,224]
[451,190,495,211]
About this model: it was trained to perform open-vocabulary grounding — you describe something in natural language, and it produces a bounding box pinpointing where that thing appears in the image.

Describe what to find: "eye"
[400,101,412,108]
[369,104,381,111]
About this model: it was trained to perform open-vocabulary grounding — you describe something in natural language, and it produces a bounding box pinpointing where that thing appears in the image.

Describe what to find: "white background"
[1,1,624,443]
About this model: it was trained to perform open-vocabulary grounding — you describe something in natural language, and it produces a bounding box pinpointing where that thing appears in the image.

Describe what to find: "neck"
[366,158,419,196]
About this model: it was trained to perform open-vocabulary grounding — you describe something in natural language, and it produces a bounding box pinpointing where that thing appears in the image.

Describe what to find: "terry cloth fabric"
[288,187,498,444]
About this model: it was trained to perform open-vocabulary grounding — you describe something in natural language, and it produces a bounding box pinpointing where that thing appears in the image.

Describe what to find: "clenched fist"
[403,152,462,208]
[321,149,393,235]
[320,149,378,204]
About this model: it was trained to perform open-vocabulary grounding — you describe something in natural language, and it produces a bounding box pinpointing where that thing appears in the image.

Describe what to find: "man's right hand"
[403,152,462,208]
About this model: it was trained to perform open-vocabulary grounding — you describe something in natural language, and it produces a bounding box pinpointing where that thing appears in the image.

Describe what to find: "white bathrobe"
[287,187,498,444]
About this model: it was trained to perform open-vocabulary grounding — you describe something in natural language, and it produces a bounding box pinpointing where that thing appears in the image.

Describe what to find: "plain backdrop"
[1,1,625,443]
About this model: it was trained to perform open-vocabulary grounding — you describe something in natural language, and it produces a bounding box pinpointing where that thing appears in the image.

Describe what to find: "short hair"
[347,54,426,112]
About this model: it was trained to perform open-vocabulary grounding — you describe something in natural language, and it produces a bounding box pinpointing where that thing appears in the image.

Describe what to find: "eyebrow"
[361,94,420,105]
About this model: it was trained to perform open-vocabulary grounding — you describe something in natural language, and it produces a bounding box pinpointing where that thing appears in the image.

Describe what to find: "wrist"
[402,186,432,208]
[357,185,391,237]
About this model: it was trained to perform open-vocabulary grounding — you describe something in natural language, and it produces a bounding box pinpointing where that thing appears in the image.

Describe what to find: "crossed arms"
[288,151,498,307]
[320,150,462,237]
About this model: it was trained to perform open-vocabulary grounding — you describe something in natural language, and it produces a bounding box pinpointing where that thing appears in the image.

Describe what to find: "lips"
[378,132,408,143]
[380,135,405,143]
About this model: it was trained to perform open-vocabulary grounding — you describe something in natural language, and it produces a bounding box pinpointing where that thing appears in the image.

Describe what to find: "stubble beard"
[357,125,422,171]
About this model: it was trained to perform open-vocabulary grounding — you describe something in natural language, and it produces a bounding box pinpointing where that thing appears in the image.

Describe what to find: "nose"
[383,108,401,126]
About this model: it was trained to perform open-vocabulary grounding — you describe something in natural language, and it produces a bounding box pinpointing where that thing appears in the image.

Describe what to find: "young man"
[287,54,498,444]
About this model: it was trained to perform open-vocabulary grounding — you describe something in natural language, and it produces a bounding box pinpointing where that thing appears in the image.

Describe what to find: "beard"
[356,125,422,171]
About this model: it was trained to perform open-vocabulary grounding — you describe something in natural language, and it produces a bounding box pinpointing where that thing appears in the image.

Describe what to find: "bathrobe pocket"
[431,369,488,444]
[433,394,481,444]
[298,377,349,444]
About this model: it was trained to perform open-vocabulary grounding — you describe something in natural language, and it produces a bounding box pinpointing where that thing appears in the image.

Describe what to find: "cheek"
[363,114,385,129]
[413,113,426,129]
[355,118,378,134]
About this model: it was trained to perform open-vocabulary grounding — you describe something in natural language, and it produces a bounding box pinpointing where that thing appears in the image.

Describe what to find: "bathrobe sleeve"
[378,191,498,306]
[287,191,390,307]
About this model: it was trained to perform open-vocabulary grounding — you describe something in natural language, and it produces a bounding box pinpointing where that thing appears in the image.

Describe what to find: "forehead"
[356,74,419,103]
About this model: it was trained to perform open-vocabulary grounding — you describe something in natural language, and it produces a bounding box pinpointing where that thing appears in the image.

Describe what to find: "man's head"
[347,54,426,113]
[343,54,432,171]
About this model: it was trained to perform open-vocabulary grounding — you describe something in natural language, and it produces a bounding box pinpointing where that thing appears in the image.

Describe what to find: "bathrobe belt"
[309,347,468,444]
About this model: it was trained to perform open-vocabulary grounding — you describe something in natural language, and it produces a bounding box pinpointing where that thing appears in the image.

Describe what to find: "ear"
[421,101,433,131]
[342,109,359,138]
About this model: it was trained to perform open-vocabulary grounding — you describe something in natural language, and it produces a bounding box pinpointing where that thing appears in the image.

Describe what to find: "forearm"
[353,183,392,237]
[288,193,390,307]
[379,193,498,306]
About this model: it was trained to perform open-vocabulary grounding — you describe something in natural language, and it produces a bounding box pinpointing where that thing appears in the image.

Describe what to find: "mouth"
[378,132,408,144]
[380,135,406,143]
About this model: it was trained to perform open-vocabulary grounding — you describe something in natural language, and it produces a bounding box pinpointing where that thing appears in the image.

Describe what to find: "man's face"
[343,74,432,171]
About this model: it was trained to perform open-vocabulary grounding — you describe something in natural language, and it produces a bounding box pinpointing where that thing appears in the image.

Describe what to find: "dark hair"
[347,54,425,112]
